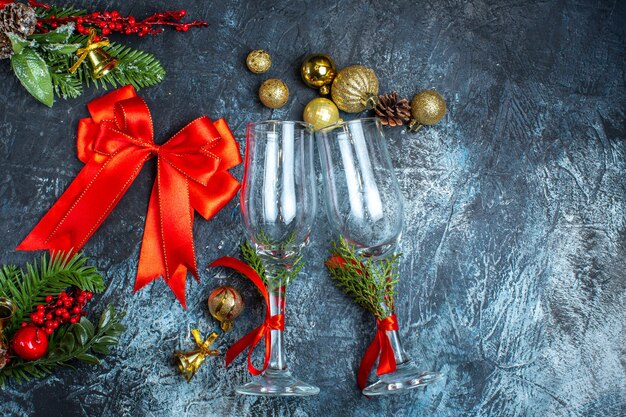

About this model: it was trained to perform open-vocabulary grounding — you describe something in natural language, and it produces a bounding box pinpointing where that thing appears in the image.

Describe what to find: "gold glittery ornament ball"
[331,65,379,113]
[208,286,244,331]
[246,49,272,74]
[300,53,337,95]
[258,79,289,109]
[303,97,341,131]
[409,90,446,132]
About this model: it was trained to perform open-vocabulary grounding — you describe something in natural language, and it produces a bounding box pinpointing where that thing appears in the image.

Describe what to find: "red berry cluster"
[36,9,208,38]
[24,289,93,335]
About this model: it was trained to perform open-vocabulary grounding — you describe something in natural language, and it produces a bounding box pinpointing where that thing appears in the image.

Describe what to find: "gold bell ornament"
[0,297,16,371]
[208,286,244,332]
[408,90,446,132]
[69,29,118,79]
[303,97,341,131]
[300,53,337,96]
[174,329,219,383]
[331,65,379,113]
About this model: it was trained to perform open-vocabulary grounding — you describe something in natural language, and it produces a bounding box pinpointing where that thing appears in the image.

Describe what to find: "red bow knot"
[18,86,242,308]
[357,314,399,390]
[209,256,284,376]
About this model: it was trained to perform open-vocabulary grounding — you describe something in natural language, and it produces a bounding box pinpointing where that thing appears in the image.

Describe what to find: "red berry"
[56,299,63,306]
[62,312,70,320]
[36,304,45,311]
[51,321,59,329]
[77,296,86,303]
[70,317,79,324]
[55,309,63,316]
[181,25,189,32]
[44,328,54,335]
[45,294,54,302]
[45,313,53,320]
[102,28,111,35]
[71,306,81,314]
[11,326,49,361]
[21,322,28,327]
[128,16,136,25]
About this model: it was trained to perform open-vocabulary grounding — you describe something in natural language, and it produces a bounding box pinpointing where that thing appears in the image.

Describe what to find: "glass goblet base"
[235,369,320,397]
[362,361,442,396]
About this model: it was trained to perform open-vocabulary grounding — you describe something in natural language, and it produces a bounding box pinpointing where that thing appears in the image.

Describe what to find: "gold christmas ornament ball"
[246,49,272,74]
[208,286,244,331]
[409,90,446,131]
[258,79,289,109]
[303,98,341,131]
[331,65,379,113]
[300,53,337,95]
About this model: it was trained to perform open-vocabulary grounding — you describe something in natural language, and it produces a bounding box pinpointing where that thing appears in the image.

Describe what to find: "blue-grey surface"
[0,0,625,416]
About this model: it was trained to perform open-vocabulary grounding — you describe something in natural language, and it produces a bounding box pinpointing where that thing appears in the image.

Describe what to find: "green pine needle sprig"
[240,240,304,288]
[326,237,400,319]
[0,252,105,335]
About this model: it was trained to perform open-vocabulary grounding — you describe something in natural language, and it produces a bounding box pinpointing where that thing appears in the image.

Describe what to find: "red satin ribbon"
[17,86,242,308]
[357,314,399,390]
[209,256,284,376]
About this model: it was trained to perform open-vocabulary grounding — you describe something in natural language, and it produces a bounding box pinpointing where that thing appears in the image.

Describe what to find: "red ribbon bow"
[357,314,399,390]
[209,256,284,376]
[17,86,242,308]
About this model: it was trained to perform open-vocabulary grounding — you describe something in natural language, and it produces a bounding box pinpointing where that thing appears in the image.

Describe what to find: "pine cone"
[374,91,411,127]
[0,3,37,38]
[0,32,12,60]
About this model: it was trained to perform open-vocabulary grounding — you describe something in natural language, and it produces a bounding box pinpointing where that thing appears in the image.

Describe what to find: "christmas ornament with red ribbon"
[17,85,242,308]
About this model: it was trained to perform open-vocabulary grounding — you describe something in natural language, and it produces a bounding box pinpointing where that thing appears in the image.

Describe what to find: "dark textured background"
[0,1,625,416]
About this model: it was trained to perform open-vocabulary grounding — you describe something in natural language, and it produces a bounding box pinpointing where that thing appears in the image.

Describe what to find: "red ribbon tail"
[225,324,268,376]
[357,332,382,390]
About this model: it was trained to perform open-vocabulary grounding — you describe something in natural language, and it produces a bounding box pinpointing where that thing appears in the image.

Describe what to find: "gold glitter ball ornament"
[246,49,272,74]
[409,90,446,132]
[303,97,341,131]
[300,53,337,95]
[331,65,379,113]
[208,286,244,331]
[258,79,289,109]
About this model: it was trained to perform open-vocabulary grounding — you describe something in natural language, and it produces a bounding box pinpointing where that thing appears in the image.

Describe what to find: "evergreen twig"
[326,237,400,319]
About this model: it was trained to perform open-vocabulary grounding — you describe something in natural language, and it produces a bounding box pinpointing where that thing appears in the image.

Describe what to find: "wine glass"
[239,120,319,396]
[317,117,441,396]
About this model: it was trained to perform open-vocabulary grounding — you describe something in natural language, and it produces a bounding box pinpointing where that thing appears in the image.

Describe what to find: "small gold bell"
[174,329,219,383]
[87,48,118,79]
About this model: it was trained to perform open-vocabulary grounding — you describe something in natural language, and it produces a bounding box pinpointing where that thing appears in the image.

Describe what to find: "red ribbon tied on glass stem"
[357,314,399,390]
[209,256,284,376]
[17,86,242,308]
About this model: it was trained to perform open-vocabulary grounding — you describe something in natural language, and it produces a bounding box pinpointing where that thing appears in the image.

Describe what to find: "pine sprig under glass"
[240,240,304,288]
[326,237,400,320]
[0,252,105,335]
[0,305,125,387]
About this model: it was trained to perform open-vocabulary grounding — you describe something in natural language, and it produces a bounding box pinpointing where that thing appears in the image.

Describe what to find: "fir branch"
[239,240,303,288]
[326,237,401,319]
[0,252,105,335]
[0,305,125,387]
[35,5,87,20]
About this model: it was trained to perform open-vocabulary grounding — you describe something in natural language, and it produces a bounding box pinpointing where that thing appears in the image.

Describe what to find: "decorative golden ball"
[300,53,337,95]
[331,65,379,113]
[208,286,244,331]
[246,49,272,74]
[303,97,341,131]
[259,79,289,109]
[409,90,446,131]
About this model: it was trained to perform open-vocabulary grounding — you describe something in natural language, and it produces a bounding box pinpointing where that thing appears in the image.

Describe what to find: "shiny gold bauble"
[259,79,289,109]
[208,286,244,331]
[331,65,379,113]
[303,97,341,131]
[300,53,337,95]
[246,49,272,74]
[409,90,446,132]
